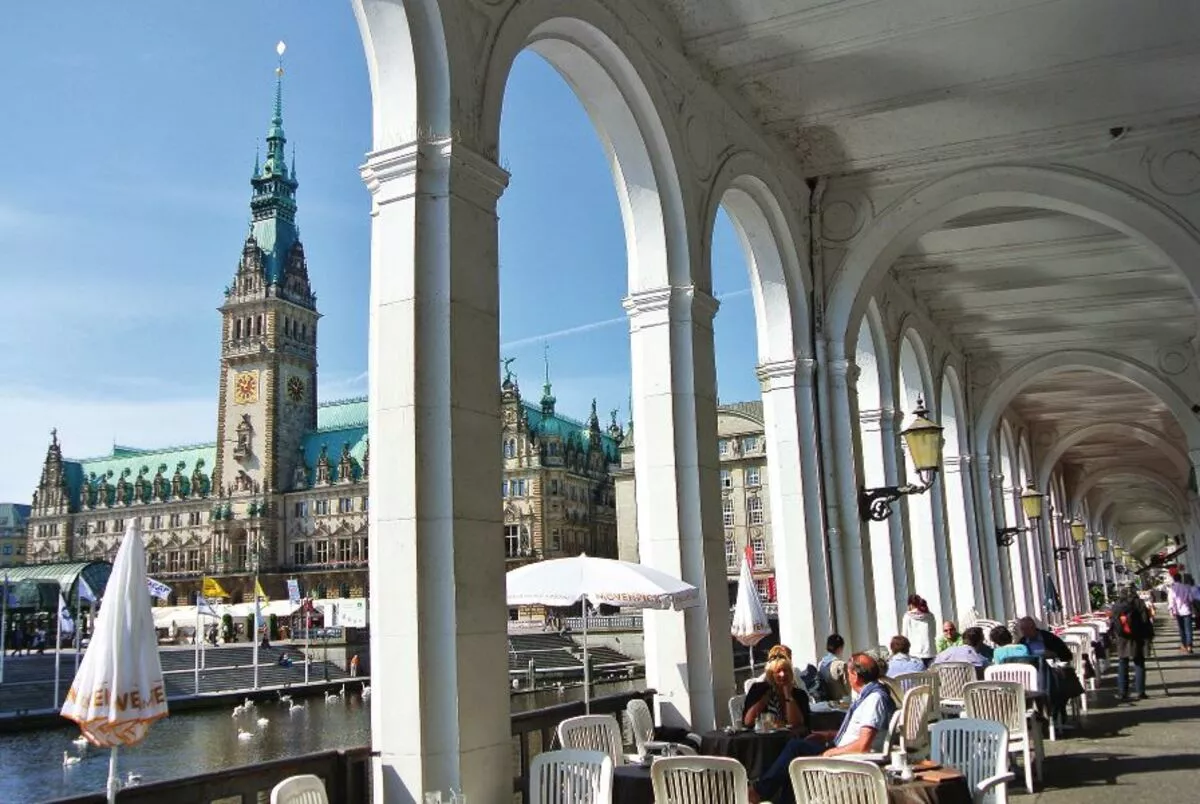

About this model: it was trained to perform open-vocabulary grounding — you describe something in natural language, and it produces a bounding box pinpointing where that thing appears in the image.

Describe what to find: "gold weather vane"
[276,40,286,76]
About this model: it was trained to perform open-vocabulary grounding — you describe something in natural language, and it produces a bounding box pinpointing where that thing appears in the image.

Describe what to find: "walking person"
[1166,573,1196,654]
[902,594,938,667]
[1110,587,1153,701]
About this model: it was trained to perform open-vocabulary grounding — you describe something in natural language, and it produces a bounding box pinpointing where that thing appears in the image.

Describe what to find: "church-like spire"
[540,343,557,416]
[247,40,301,287]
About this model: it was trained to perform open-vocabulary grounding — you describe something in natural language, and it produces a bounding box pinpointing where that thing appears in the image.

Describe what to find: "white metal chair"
[557,715,625,766]
[932,662,976,716]
[788,758,888,804]
[270,774,329,804]
[897,684,935,759]
[650,755,748,804]
[963,680,1042,794]
[529,749,614,804]
[728,695,746,727]
[625,698,697,758]
[930,718,1013,804]
[985,662,1055,741]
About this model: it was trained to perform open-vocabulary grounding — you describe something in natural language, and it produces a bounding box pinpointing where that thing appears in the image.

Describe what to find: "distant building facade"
[615,401,775,602]
[0,504,30,567]
[21,66,619,606]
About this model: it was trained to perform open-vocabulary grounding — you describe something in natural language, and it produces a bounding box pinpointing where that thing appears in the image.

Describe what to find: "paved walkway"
[1024,614,1200,802]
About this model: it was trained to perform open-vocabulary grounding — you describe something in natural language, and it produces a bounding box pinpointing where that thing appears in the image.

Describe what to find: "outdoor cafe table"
[612,761,972,804]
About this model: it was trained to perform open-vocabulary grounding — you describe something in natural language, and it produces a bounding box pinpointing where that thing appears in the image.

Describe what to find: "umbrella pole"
[194,595,201,696]
[0,572,8,684]
[107,746,120,804]
[749,645,754,676]
[583,596,591,715]
[54,627,61,709]
[74,584,82,676]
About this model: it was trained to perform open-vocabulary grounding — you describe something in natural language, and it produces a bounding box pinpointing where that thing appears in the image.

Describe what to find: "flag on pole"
[2,573,14,608]
[78,577,98,604]
[286,578,301,604]
[146,577,172,601]
[58,592,76,635]
[202,576,228,599]
[197,594,218,618]
[254,578,268,602]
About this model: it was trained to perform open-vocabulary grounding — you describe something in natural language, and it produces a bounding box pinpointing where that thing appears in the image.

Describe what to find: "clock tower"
[214,48,319,542]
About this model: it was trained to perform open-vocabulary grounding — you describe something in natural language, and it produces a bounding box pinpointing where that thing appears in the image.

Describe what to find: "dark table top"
[699,728,796,779]
[613,764,654,804]
[887,772,972,804]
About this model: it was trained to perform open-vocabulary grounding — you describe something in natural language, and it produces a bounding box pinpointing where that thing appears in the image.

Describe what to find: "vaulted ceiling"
[656,0,1200,558]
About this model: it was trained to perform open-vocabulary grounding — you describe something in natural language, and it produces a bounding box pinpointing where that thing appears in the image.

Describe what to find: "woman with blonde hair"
[743,655,810,732]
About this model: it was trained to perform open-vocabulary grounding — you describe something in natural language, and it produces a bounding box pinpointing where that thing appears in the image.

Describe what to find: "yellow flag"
[255,578,268,602]
[202,576,228,599]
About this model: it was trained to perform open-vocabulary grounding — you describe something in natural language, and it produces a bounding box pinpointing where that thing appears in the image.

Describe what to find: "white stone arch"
[1073,463,1188,511]
[940,365,984,620]
[974,350,1200,457]
[1036,422,1190,490]
[827,164,1200,353]
[896,329,952,622]
[480,2,693,290]
[1091,490,1182,530]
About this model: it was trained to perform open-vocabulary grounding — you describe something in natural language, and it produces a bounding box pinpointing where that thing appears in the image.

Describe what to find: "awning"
[3,561,112,608]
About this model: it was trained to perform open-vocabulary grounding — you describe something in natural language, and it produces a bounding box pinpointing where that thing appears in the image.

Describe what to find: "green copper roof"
[523,402,620,463]
[248,61,300,285]
[316,397,367,430]
[67,442,216,508]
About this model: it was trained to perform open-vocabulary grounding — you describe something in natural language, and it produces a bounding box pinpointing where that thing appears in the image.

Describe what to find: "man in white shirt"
[750,654,896,804]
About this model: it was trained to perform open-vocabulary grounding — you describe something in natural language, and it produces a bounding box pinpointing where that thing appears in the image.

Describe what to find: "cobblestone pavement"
[1020,615,1200,802]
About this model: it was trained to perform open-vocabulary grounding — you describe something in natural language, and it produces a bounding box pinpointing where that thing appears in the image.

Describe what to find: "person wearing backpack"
[1109,587,1153,701]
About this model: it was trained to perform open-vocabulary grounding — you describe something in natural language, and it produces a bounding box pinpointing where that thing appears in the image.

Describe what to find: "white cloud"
[0,388,215,503]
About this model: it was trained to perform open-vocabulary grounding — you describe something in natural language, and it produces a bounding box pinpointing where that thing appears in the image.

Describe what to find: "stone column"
[1003,484,1032,616]
[927,466,957,628]
[625,286,734,731]
[828,357,878,649]
[880,409,911,633]
[991,473,1016,620]
[757,358,830,661]
[972,454,1005,619]
[860,407,903,637]
[361,139,511,802]
[945,454,985,619]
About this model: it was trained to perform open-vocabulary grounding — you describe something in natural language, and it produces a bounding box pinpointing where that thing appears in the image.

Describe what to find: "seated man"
[991,625,1031,663]
[816,634,846,698]
[749,654,895,804]
[1017,617,1072,662]
[936,621,962,653]
[933,626,990,671]
[885,635,926,676]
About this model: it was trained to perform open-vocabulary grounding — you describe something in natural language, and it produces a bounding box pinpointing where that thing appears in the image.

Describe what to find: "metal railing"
[561,614,643,630]
[48,747,371,804]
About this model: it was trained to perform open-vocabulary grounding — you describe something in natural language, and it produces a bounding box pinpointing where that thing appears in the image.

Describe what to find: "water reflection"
[2,694,370,803]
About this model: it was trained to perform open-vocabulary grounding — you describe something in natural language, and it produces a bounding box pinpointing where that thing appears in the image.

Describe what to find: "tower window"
[234,320,242,340]
[256,315,263,336]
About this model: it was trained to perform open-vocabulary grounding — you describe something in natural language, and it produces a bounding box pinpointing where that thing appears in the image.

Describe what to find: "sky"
[0,2,760,503]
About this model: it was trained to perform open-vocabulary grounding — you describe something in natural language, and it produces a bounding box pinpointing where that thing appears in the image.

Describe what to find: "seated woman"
[991,625,1030,663]
[743,656,811,733]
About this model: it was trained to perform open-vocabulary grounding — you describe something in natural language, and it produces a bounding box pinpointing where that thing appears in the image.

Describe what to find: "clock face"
[233,371,259,405]
[287,376,305,403]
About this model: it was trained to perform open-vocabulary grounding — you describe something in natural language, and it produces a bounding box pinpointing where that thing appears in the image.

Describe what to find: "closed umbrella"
[731,549,771,674]
[506,553,699,711]
[61,520,168,803]
[1044,573,1063,615]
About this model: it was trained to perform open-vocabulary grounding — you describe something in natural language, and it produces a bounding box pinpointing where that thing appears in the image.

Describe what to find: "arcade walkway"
[1030,618,1200,802]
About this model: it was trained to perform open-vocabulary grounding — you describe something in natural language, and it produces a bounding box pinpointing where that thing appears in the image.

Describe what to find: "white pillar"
[625,286,734,731]
[860,408,903,638]
[927,469,957,628]
[991,474,1017,620]
[362,140,512,802]
[757,358,830,662]
[972,455,1005,620]
[828,357,878,650]
[1003,484,1032,616]
[944,455,985,620]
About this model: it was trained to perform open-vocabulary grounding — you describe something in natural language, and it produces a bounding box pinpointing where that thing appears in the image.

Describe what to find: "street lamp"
[1069,517,1086,545]
[860,397,944,521]
[1095,535,1109,554]
[997,484,1045,547]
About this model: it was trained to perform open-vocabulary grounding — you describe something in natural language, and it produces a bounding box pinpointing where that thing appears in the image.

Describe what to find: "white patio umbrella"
[506,553,699,711]
[61,520,168,803]
[730,550,771,674]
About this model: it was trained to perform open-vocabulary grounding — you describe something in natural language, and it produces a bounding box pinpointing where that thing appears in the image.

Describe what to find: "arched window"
[504,440,515,458]
[234,319,242,340]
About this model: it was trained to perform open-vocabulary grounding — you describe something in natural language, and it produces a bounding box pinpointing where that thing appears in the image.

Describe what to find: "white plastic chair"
[625,698,697,758]
[557,715,625,766]
[963,680,1043,794]
[788,758,888,804]
[728,695,746,727]
[932,662,976,715]
[650,755,748,804]
[930,718,1014,804]
[985,662,1055,741]
[897,684,934,759]
[270,774,328,804]
[1059,635,1090,715]
[893,670,940,709]
[837,710,900,764]
[529,749,614,804]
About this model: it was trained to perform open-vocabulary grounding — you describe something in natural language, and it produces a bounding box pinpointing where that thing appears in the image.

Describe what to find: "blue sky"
[0,2,759,502]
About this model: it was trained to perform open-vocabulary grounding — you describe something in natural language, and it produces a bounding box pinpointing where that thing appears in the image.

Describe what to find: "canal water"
[2,679,638,803]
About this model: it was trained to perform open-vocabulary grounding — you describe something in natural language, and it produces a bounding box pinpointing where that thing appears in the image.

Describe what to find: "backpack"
[1118,611,1134,637]
[797,663,824,701]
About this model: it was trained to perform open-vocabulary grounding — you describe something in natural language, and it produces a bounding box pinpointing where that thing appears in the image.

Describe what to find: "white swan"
[237,729,254,741]
[126,772,143,786]
[324,690,338,703]
[361,684,371,701]
[62,751,81,767]
[277,691,292,704]
[232,703,245,717]
[288,700,306,712]
[256,717,269,727]
[71,736,88,748]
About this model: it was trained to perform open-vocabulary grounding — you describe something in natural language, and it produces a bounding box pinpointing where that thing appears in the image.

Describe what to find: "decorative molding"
[1144,147,1200,197]
[1157,343,1193,376]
